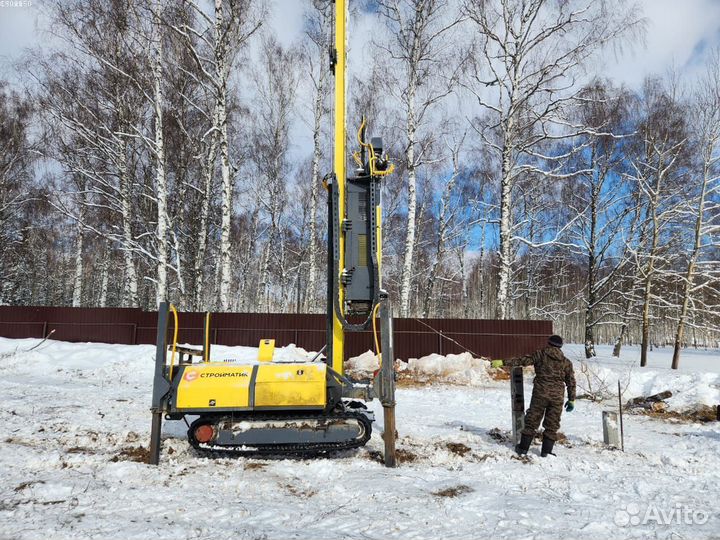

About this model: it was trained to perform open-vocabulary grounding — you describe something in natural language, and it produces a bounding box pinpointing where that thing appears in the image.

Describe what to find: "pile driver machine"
[148,0,398,467]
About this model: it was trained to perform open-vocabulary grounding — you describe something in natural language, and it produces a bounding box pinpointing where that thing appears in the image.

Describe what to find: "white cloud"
[267,0,306,47]
[600,0,720,87]
[0,4,37,80]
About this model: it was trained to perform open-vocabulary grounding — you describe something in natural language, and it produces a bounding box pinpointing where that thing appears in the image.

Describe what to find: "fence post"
[438,331,443,355]
[132,323,137,345]
[42,321,48,339]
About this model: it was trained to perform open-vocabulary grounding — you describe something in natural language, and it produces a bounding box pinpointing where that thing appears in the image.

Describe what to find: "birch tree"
[251,38,300,311]
[302,0,332,311]
[0,82,36,304]
[36,0,150,306]
[462,0,643,319]
[151,0,170,307]
[629,78,688,367]
[671,54,720,369]
[421,132,466,317]
[168,0,262,310]
[376,0,465,317]
[565,81,638,357]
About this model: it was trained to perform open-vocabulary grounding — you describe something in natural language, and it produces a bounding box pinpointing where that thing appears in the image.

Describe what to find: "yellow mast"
[332,0,347,374]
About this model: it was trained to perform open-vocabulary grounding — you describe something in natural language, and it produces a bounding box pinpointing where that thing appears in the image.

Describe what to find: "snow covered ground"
[0,337,719,539]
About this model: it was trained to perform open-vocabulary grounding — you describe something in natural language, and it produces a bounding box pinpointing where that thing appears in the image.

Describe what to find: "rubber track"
[187,411,373,458]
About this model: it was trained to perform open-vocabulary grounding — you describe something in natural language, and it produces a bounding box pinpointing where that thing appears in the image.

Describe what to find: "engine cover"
[172,362,327,412]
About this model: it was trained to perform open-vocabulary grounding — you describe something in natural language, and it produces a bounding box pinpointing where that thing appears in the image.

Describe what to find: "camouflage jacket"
[505,346,576,401]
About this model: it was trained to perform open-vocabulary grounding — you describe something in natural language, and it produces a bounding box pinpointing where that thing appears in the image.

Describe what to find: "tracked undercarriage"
[187,405,373,457]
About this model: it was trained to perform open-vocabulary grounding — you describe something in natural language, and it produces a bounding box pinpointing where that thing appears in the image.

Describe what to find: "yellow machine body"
[174,362,327,411]
[254,363,326,408]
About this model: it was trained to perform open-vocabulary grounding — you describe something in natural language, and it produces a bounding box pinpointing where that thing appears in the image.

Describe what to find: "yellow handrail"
[203,311,210,363]
[168,304,179,380]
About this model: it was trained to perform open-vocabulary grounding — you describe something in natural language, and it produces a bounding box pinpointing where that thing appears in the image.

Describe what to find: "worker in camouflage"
[494,335,576,457]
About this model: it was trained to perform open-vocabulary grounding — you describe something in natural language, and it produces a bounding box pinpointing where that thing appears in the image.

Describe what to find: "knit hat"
[548,335,563,348]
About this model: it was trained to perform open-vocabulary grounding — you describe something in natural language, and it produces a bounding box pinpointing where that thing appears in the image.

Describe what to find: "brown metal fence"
[0,306,553,360]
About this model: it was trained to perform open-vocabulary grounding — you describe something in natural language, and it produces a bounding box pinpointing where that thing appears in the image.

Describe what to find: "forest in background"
[1,0,719,365]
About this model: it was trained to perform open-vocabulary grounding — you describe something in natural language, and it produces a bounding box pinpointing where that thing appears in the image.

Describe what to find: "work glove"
[565,400,575,412]
[491,360,503,369]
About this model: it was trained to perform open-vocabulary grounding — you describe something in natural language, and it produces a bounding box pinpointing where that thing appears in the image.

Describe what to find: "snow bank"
[557,344,720,411]
[347,350,494,386]
[345,350,379,375]
[575,359,720,411]
[406,352,493,385]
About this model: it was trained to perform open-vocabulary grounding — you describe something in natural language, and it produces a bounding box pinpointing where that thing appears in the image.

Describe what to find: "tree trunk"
[422,143,459,318]
[215,0,234,311]
[258,238,272,311]
[672,159,709,369]
[613,293,634,357]
[305,78,324,312]
[194,109,219,310]
[119,137,138,307]
[238,208,259,311]
[640,165,663,367]
[153,3,168,308]
[99,246,109,308]
[71,198,85,307]
[496,139,514,320]
[584,173,598,358]
[399,112,417,317]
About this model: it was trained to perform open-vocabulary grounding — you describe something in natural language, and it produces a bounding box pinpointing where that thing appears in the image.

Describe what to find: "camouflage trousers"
[521,393,564,441]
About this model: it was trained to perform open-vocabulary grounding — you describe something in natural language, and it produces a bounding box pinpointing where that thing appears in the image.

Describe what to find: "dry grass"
[490,369,510,381]
[631,405,717,424]
[14,480,46,492]
[65,446,96,454]
[445,442,471,457]
[433,485,474,498]
[395,371,450,387]
[111,446,151,463]
[396,448,418,463]
[283,483,317,498]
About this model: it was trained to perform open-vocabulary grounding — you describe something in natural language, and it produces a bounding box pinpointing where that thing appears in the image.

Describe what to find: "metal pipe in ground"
[618,380,625,452]
[383,405,397,467]
[148,411,162,465]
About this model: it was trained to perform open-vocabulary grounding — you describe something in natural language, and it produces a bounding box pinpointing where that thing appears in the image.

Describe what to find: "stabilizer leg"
[379,299,397,467]
[148,301,171,465]
[149,411,163,465]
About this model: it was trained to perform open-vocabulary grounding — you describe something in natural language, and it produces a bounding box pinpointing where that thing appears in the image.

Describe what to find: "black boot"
[515,433,532,455]
[540,436,555,457]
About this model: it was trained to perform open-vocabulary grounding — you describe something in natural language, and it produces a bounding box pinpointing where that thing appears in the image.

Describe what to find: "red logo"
[184,370,199,382]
